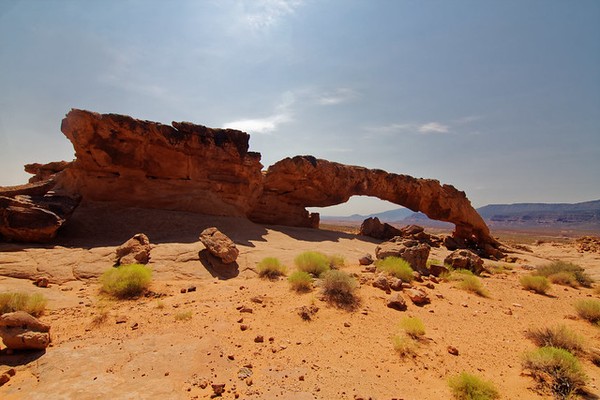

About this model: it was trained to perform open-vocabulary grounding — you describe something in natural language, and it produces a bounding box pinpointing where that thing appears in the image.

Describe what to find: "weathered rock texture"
[0,311,51,350]
[56,109,263,216]
[359,217,402,241]
[0,188,80,242]
[116,233,152,265]
[249,156,497,250]
[199,227,239,264]
[2,109,499,254]
[444,249,485,274]
[375,239,431,275]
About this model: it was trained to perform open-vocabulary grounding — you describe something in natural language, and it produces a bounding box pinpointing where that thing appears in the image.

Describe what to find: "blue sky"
[1,0,599,216]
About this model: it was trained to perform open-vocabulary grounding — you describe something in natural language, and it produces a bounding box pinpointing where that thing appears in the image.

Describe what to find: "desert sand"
[1,203,599,399]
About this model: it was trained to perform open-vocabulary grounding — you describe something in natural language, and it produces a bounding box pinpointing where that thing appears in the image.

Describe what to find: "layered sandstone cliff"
[56,109,264,216]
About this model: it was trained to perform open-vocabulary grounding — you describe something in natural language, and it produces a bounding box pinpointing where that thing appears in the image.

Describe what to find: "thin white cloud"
[316,88,358,105]
[222,91,295,134]
[418,122,449,134]
[242,0,304,30]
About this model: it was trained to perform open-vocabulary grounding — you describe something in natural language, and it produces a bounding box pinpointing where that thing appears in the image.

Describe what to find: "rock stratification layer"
[57,109,263,216]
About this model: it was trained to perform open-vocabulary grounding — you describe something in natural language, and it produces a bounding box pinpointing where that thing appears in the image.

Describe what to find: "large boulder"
[199,227,239,264]
[444,249,484,274]
[116,233,151,265]
[0,311,51,350]
[375,239,431,275]
[359,217,402,241]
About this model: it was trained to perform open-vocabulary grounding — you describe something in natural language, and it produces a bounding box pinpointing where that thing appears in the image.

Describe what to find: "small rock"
[199,227,239,264]
[406,288,430,306]
[34,277,49,288]
[362,265,377,273]
[344,322,351,327]
[386,293,407,311]
[180,288,187,293]
[211,383,226,396]
[238,367,253,380]
[504,309,513,315]
[228,354,235,360]
[116,233,151,265]
[297,305,319,321]
[250,296,263,304]
[254,335,264,343]
[358,254,374,265]
[389,278,403,291]
[299,375,305,381]
[0,373,10,387]
[461,303,468,308]
[131,322,139,330]
[115,317,128,324]
[428,264,449,278]
[240,324,249,331]
[424,282,435,289]
[373,273,391,292]
[239,306,253,313]
[447,346,459,356]
[512,303,523,308]
[187,286,197,292]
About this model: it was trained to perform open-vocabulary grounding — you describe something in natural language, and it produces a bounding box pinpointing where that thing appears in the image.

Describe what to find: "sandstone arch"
[248,156,498,252]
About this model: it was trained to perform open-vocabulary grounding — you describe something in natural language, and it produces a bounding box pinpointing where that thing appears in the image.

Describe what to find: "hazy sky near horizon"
[1,0,599,216]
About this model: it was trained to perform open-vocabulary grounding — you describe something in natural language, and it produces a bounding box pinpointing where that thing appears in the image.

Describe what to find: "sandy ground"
[1,203,599,399]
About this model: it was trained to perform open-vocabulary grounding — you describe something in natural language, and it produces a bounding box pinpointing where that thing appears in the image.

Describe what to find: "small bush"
[288,271,313,292]
[522,346,587,398]
[392,334,417,357]
[448,372,499,400]
[525,325,585,354]
[101,264,152,299]
[457,275,489,297]
[574,299,600,325]
[0,292,47,316]
[294,251,330,277]
[400,316,426,339]
[321,270,357,307]
[328,254,346,269]
[376,257,414,282]
[446,269,475,281]
[520,275,551,294]
[535,261,593,288]
[175,310,193,321]
[257,257,287,279]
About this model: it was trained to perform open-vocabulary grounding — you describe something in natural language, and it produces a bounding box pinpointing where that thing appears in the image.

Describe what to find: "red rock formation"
[55,109,263,216]
[249,156,497,249]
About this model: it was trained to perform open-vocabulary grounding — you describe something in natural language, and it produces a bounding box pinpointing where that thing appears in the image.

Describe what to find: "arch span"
[248,156,499,253]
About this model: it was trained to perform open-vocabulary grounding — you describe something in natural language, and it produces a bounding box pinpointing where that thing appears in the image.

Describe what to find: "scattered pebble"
[254,335,264,343]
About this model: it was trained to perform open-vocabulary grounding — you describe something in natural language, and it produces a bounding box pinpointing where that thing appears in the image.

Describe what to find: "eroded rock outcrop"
[249,156,497,250]
[56,109,263,216]
[359,217,402,241]
[116,233,152,265]
[1,109,499,255]
[199,227,239,264]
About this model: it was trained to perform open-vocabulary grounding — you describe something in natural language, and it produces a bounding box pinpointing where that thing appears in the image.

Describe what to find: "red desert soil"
[1,203,599,399]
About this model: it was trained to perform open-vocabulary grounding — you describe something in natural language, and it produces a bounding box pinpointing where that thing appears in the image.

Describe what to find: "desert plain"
[1,202,599,400]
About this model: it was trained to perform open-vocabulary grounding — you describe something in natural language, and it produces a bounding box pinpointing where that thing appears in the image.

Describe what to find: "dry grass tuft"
[0,292,47,316]
[376,257,414,281]
[522,346,587,399]
[392,334,417,357]
[101,264,152,299]
[574,299,600,325]
[175,310,193,321]
[520,275,551,295]
[456,274,490,297]
[321,270,358,309]
[288,271,313,293]
[400,316,425,339]
[534,261,593,288]
[448,372,500,400]
[294,251,330,277]
[525,325,585,354]
[257,257,287,279]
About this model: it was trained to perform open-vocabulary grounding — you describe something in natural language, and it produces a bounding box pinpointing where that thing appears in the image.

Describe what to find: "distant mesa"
[0,108,501,257]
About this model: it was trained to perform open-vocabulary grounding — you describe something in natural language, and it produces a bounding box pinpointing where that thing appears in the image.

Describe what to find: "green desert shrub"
[256,257,287,279]
[456,275,489,297]
[525,325,585,354]
[522,346,587,398]
[520,275,551,294]
[534,261,593,288]
[574,299,600,325]
[294,251,330,277]
[288,271,313,292]
[321,270,357,307]
[101,263,152,299]
[376,257,414,282]
[327,254,346,269]
[392,334,417,357]
[400,316,426,339]
[448,372,500,400]
[0,292,47,316]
